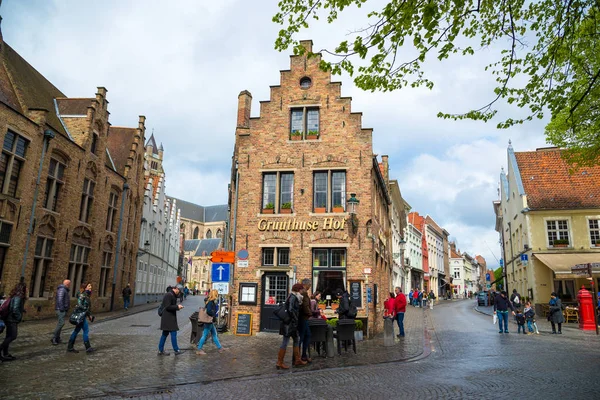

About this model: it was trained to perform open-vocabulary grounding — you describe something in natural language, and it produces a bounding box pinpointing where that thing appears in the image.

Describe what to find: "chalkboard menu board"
[235,312,252,336]
[350,281,362,308]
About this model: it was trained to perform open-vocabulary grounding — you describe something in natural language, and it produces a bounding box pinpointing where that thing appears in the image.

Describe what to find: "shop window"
[589,219,600,247]
[313,171,346,212]
[312,248,347,302]
[261,172,294,213]
[262,247,290,267]
[546,220,569,247]
[0,130,29,197]
[290,107,319,139]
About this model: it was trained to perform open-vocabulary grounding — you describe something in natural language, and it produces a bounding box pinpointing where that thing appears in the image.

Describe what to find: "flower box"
[332,206,344,213]
[306,134,319,140]
[290,135,302,141]
[314,207,326,213]
[280,208,292,214]
[262,208,274,214]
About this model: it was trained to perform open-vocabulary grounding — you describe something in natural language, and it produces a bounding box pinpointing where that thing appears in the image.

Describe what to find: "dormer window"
[290,107,319,140]
[90,133,98,155]
[300,77,312,89]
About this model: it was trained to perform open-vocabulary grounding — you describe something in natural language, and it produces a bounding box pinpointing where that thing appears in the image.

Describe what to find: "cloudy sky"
[2,0,550,269]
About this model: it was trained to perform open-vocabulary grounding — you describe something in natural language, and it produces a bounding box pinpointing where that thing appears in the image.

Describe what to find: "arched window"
[193,227,199,240]
[206,229,212,239]
[216,229,222,238]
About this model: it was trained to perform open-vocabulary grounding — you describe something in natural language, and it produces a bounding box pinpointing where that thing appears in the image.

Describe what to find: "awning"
[534,253,600,276]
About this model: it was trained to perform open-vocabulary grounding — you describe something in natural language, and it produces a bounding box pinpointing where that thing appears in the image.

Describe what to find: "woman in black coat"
[276,283,307,369]
[158,284,184,355]
[0,282,26,361]
[549,292,565,334]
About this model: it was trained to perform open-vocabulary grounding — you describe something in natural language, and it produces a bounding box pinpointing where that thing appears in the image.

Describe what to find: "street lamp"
[347,193,359,236]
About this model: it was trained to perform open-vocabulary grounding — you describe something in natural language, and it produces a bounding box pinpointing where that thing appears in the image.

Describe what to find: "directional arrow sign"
[211,263,230,283]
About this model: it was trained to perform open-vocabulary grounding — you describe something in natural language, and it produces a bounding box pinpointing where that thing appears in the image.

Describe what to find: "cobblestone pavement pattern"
[3,298,600,399]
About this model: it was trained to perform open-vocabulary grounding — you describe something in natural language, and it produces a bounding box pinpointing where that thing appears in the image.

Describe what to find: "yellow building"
[496,143,600,312]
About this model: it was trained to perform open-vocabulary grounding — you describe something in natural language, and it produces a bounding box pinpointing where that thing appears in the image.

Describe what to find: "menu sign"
[350,281,362,309]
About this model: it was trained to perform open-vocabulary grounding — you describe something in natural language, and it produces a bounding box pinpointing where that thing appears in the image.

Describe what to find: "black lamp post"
[347,193,360,236]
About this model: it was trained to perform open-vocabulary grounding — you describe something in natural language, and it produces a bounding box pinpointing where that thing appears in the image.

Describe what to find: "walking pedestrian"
[196,290,228,355]
[51,279,71,345]
[122,283,132,311]
[548,292,565,334]
[158,284,184,356]
[428,290,436,310]
[0,282,27,361]
[298,279,312,363]
[276,283,306,369]
[524,301,538,334]
[418,289,424,307]
[67,283,96,353]
[493,291,515,334]
[408,290,414,307]
[335,288,352,319]
[394,287,407,337]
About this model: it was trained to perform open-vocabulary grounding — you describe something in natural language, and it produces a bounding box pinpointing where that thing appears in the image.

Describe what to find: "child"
[523,301,536,334]
[515,311,526,334]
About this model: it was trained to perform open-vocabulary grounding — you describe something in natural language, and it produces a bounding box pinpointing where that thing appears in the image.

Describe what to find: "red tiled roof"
[451,250,461,258]
[107,127,135,176]
[515,149,600,210]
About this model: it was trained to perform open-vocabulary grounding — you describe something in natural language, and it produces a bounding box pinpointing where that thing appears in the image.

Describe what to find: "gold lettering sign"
[258,217,346,232]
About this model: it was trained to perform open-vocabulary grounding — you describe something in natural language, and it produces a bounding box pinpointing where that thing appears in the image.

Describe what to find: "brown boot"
[293,346,307,367]
[276,348,289,370]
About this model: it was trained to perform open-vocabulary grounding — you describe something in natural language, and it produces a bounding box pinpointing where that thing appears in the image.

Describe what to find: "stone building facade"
[135,135,181,305]
[0,38,145,317]
[183,238,222,293]
[228,40,393,336]
[167,197,227,243]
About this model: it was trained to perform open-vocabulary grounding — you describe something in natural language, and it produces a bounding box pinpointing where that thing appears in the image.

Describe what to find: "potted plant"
[354,319,364,341]
[262,202,274,214]
[306,130,319,140]
[552,238,569,248]
[326,318,338,329]
[332,204,344,213]
[331,299,340,311]
[318,299,327,310]
[280,202,292,214]
[290,131,303,141]
[314,206,326,213]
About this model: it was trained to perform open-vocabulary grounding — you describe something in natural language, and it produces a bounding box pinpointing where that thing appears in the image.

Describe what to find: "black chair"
[308,319,328,357]
[335,319,356,355]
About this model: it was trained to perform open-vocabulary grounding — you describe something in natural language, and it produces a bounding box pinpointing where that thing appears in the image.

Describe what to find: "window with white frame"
[589,219,600,247]
[546,220,570,246]
[30,236,53,298]
[262,247,290,267]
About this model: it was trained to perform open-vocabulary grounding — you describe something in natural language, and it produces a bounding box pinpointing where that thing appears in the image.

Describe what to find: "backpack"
[157,303,165,317]
[0,297,11,320]
[347,297,358,319]
[513,295,520,305]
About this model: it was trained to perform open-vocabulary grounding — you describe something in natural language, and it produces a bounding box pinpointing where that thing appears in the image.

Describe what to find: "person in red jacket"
[384,292,396,318]
[394,287,407,337]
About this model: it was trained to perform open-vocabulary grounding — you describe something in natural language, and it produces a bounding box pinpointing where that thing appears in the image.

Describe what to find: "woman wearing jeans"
[0,282,27,361]
[196,290,228,355]
[68,283,95,353]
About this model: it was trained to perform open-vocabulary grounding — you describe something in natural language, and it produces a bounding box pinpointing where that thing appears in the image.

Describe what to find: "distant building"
[183,238,222,292]
[135,135,181,305]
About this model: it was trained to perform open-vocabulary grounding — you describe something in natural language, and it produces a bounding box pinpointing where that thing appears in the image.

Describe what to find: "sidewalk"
[474,304,599,338]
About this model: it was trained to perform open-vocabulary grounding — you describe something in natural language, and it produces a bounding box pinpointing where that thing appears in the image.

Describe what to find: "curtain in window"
[314,172,327,209]
[280,173,294,207]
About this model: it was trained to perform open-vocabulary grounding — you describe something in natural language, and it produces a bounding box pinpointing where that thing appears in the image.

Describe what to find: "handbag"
[198,307,214,324]
[493,313,497,325]
[0,319,5,334]
[69,308,86,326]
[273,301,291,324]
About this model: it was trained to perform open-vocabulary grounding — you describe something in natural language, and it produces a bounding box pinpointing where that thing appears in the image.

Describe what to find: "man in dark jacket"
[494,291,515,334]
[298,279,312,362]
[51,280,71,345]
[122,283,132,311]
[510,289,522,311]
[158,284,184,356]
[335,288,351,319]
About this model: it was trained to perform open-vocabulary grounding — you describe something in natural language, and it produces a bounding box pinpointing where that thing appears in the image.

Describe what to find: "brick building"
[228,40,392,336]
[0,37,145,318]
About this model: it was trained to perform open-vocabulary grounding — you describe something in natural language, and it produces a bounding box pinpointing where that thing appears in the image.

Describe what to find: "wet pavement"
[1,295,426,399]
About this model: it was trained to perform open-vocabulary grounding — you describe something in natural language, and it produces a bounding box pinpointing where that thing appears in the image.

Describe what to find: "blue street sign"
[486,273,491,281]
[211,263,230,283]
[499,259,504,267]
[367,287,372,303]
[520,254,528,261]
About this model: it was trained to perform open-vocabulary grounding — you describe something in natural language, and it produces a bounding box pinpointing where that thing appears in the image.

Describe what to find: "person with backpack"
[67,283,96,353]
[335,288,356,319]
[51,279,71,345]
[0,282,26,361]
[510,289,522,312]
[276,283,306,369]
[158,284,184,355]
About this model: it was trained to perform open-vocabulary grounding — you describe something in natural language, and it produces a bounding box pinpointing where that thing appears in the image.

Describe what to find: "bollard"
[384,317,395,346]
[326,325,335,358]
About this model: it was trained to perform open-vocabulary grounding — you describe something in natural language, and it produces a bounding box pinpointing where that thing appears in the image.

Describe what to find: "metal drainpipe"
[20,129,55,281]
[231,163,239,287]
[110,183,129,311]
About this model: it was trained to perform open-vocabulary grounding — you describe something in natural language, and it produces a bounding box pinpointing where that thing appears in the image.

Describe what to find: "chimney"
[299,39,313,53]
[381,155,389,184]
[236,90,252,130]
